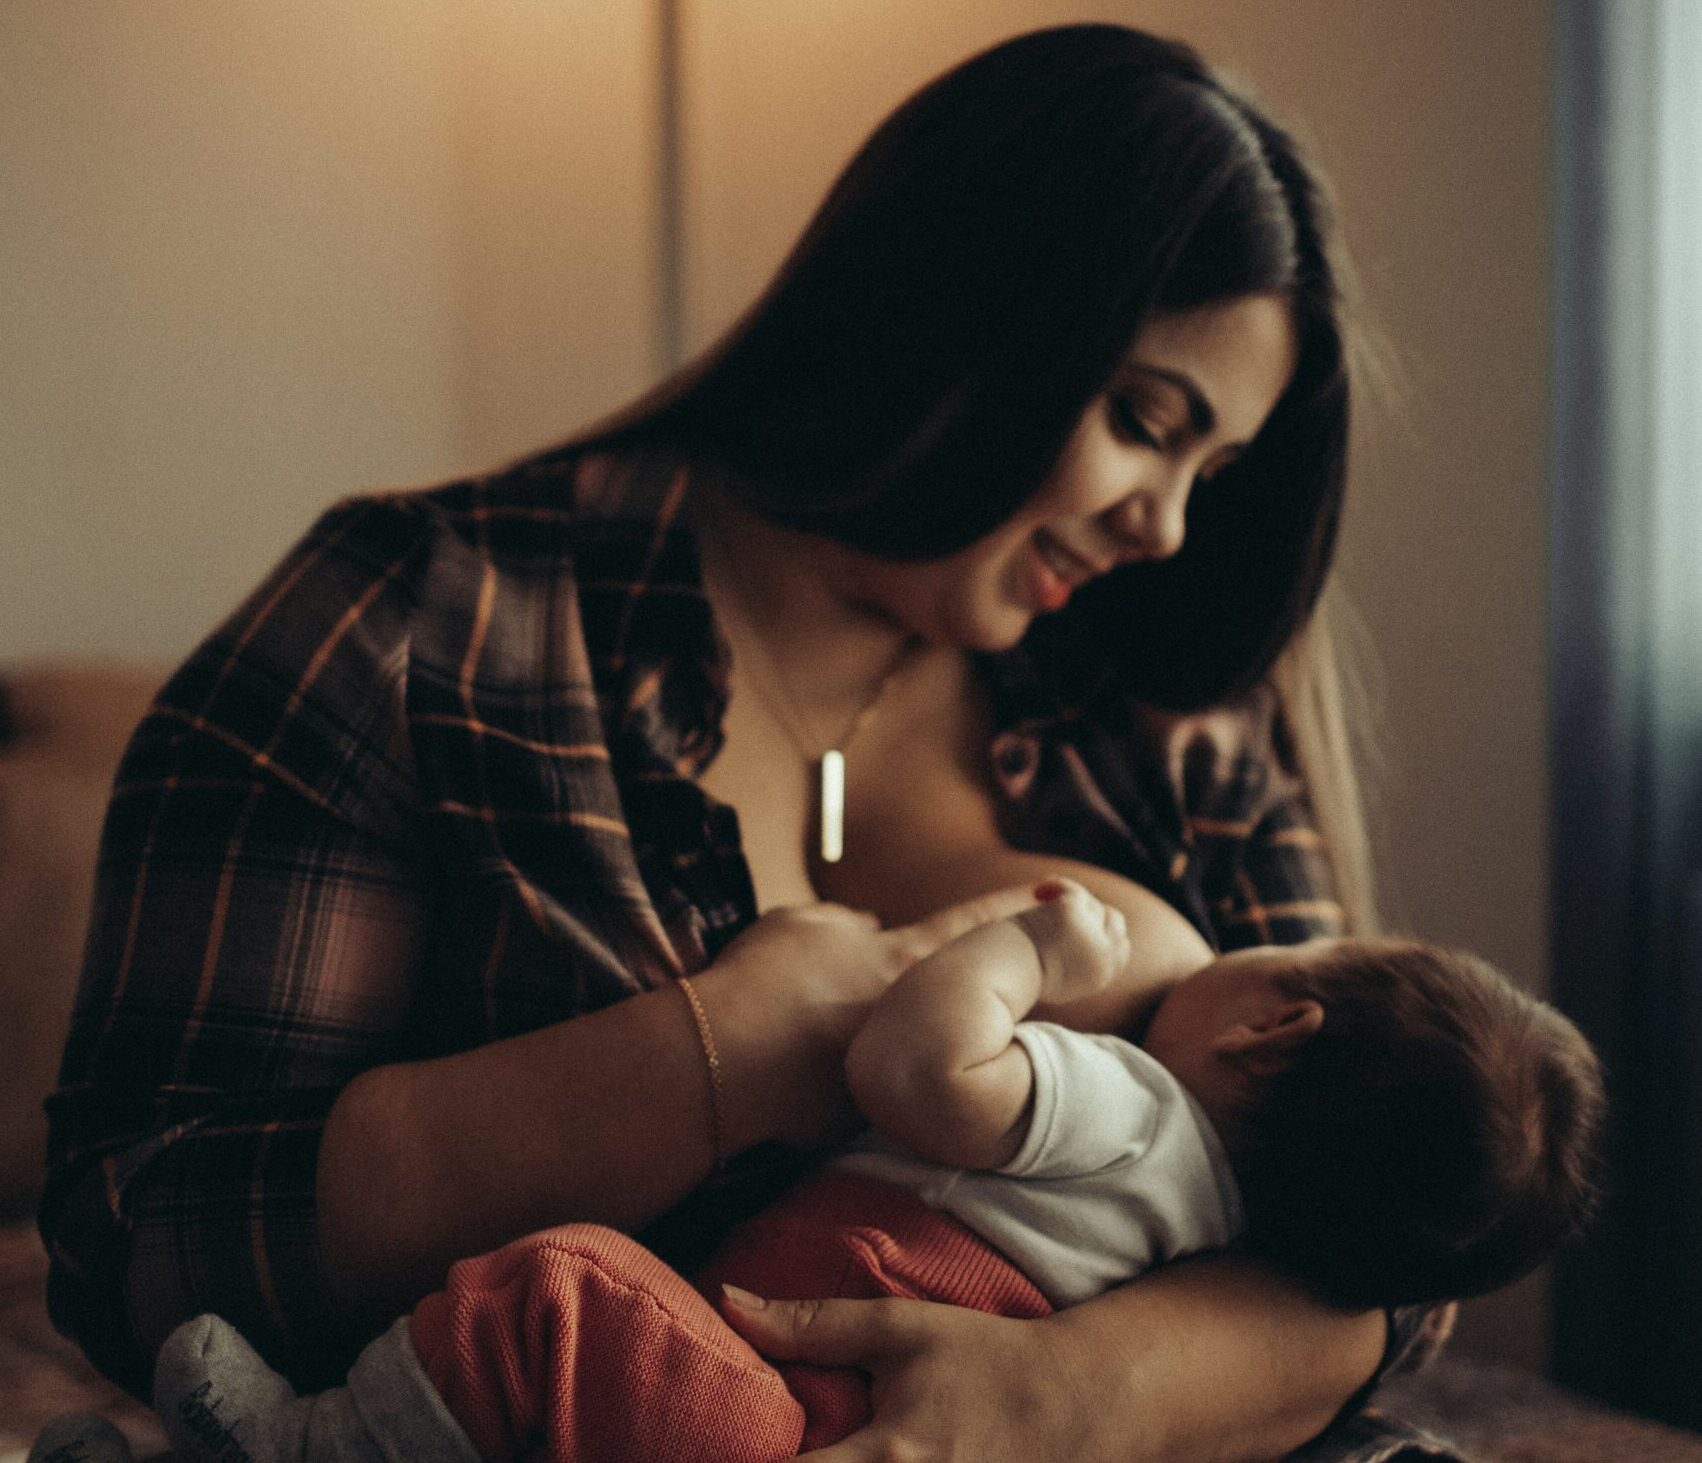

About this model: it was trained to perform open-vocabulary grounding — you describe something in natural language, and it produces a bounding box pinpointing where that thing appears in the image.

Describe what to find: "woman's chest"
[696,687,820,910]
[698,649,1005,916]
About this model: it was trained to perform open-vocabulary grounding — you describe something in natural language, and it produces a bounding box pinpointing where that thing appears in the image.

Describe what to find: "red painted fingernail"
[722,1284,768,1310]
[1034,880,1065,902]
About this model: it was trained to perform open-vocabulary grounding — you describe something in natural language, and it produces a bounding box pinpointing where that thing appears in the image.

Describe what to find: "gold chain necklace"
[739,625,921,864]
[701,523,921,864]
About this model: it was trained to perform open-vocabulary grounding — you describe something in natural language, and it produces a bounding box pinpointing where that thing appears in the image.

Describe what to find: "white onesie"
[833,1020,1245,1307]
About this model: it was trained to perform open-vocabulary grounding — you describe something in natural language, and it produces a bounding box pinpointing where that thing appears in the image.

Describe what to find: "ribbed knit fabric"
[699,1170,1053,1452]
[409,1171,1050,1462]
[409,1222,803,1463]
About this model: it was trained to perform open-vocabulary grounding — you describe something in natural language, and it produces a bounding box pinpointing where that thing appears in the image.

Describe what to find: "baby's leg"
[153,1225,805,1463]
[410,1224,803,1463]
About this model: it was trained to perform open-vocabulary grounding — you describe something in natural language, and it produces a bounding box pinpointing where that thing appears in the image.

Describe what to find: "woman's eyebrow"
[1126,364,1216,437]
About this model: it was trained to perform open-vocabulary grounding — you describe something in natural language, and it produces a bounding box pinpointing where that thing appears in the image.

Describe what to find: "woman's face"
[829,292,1300,651]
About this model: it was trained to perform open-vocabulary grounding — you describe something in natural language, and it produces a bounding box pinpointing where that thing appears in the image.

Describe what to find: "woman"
[42,24,1447,1463]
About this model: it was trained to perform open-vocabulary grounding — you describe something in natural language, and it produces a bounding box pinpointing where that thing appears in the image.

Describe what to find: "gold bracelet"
[675,975,727,1170]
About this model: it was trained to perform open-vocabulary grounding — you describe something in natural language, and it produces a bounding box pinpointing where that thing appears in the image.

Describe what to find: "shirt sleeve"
[999,1023,1166,1181]
[39,494,436,1398]
[1215,775,1347,950]
[1146,686,1347,950]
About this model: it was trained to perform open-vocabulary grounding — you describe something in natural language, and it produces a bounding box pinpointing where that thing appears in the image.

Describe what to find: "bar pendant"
[820,748,846,863]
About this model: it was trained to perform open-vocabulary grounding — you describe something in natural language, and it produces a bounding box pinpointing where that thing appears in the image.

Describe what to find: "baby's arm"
[991,851,1213,1034]
[845,880,1129,1170]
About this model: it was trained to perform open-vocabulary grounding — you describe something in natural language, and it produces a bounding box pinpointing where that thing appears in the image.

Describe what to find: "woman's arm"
[319,888,1043,1327]
[318,904,877,1323]
[721,1255,1385,1463]
[1045,1256,1386,1462]
[319,972,733,1325]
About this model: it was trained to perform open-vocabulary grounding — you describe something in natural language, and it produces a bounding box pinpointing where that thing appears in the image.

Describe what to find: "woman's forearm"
[318,893,1033,1328]
[318,968,775,1327]
[1048,1253,1385,1463]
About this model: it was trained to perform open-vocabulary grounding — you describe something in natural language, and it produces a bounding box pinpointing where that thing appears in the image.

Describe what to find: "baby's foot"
[26,1412,135,1463]
[153,1314,383,1463]
[1014,879,1131,1000]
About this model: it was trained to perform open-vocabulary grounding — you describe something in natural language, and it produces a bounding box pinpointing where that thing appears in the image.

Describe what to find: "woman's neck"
[691,482,919,737]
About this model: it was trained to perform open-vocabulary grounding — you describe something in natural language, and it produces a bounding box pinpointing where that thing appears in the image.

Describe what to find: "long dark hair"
[571,24,1349,710]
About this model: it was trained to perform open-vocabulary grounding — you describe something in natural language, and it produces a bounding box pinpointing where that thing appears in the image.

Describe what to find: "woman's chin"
[960,607,1036,653]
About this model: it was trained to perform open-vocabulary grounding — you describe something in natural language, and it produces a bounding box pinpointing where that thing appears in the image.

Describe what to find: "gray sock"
[153,1313,483,1463]
[26,1412,135,1463]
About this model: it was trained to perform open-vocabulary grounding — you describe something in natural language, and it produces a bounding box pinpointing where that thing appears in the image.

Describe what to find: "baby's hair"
[1229,939,1605,1309]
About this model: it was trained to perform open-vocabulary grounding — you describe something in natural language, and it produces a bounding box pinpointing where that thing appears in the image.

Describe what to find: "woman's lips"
[1027,530,1099,611]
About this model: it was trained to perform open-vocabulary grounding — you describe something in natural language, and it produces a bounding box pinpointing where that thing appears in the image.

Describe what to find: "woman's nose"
[1105,474,1190,562]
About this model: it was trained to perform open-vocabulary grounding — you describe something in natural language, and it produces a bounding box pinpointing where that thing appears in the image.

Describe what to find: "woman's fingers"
[767,901,881,927]
[718,1287,922,1366]
[729,1294,1074,1463]
[794,1435,895,1463]
[816,904,883,928]
[889,885,1040,963]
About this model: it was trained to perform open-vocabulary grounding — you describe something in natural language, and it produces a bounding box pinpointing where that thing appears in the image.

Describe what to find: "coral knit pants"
[406,1170,1052,1463]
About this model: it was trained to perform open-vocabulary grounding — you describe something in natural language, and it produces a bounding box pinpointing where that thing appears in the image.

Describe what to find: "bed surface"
[1379,1360,1702,1463]
[0,1217,165,1462]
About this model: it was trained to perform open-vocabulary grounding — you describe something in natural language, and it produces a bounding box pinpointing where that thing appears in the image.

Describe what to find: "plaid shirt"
[41,443,1459,1459]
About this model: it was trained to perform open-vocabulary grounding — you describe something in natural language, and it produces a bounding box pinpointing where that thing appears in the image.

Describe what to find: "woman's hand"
[718,1257,1387,1463]
[699,902,891,1150]
[698,888,1041,1151]
[718,1288,1109,1463]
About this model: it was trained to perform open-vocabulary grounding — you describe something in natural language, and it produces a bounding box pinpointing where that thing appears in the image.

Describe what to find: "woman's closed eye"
[1108,392,1244,488]
[1108,394,1166,448]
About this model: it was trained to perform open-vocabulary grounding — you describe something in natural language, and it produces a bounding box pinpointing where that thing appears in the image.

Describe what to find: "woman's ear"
[1209,999,1324,1078]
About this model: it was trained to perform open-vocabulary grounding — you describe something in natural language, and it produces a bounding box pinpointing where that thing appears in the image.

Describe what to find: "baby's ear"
[1210,1000,1324,1078]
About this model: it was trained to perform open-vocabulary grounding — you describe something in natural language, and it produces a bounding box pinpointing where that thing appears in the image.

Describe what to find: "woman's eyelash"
[1109,396,1161,446]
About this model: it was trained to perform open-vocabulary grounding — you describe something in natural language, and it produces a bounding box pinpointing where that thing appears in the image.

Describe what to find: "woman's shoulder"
[226,443,615,644]
[194,440,704,716]
[978,640,1291,805]
[136,451,600,813]
[395,439,705,601]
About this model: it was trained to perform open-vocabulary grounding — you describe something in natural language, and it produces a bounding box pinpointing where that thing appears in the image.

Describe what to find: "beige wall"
[0,1,656,665]
[442,0,663,465]
[2,0,1555,1368]
[681,0,1554,1366]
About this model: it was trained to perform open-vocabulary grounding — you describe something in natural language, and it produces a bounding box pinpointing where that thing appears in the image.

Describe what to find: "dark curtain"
[1550,0,1702,1430]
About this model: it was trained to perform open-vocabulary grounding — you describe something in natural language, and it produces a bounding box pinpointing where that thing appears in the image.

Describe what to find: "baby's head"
[1143,937,1605,1309]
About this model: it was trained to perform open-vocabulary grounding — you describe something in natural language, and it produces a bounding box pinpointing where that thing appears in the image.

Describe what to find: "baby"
[46,880,1602,1463]
[842,879,1604,1317]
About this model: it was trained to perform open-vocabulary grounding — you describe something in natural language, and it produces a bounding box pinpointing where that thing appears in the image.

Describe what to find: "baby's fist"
[1014,879,1130,1000]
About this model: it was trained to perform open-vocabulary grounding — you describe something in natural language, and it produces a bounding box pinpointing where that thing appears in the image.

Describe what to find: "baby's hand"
[1012,879,1131,1003]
